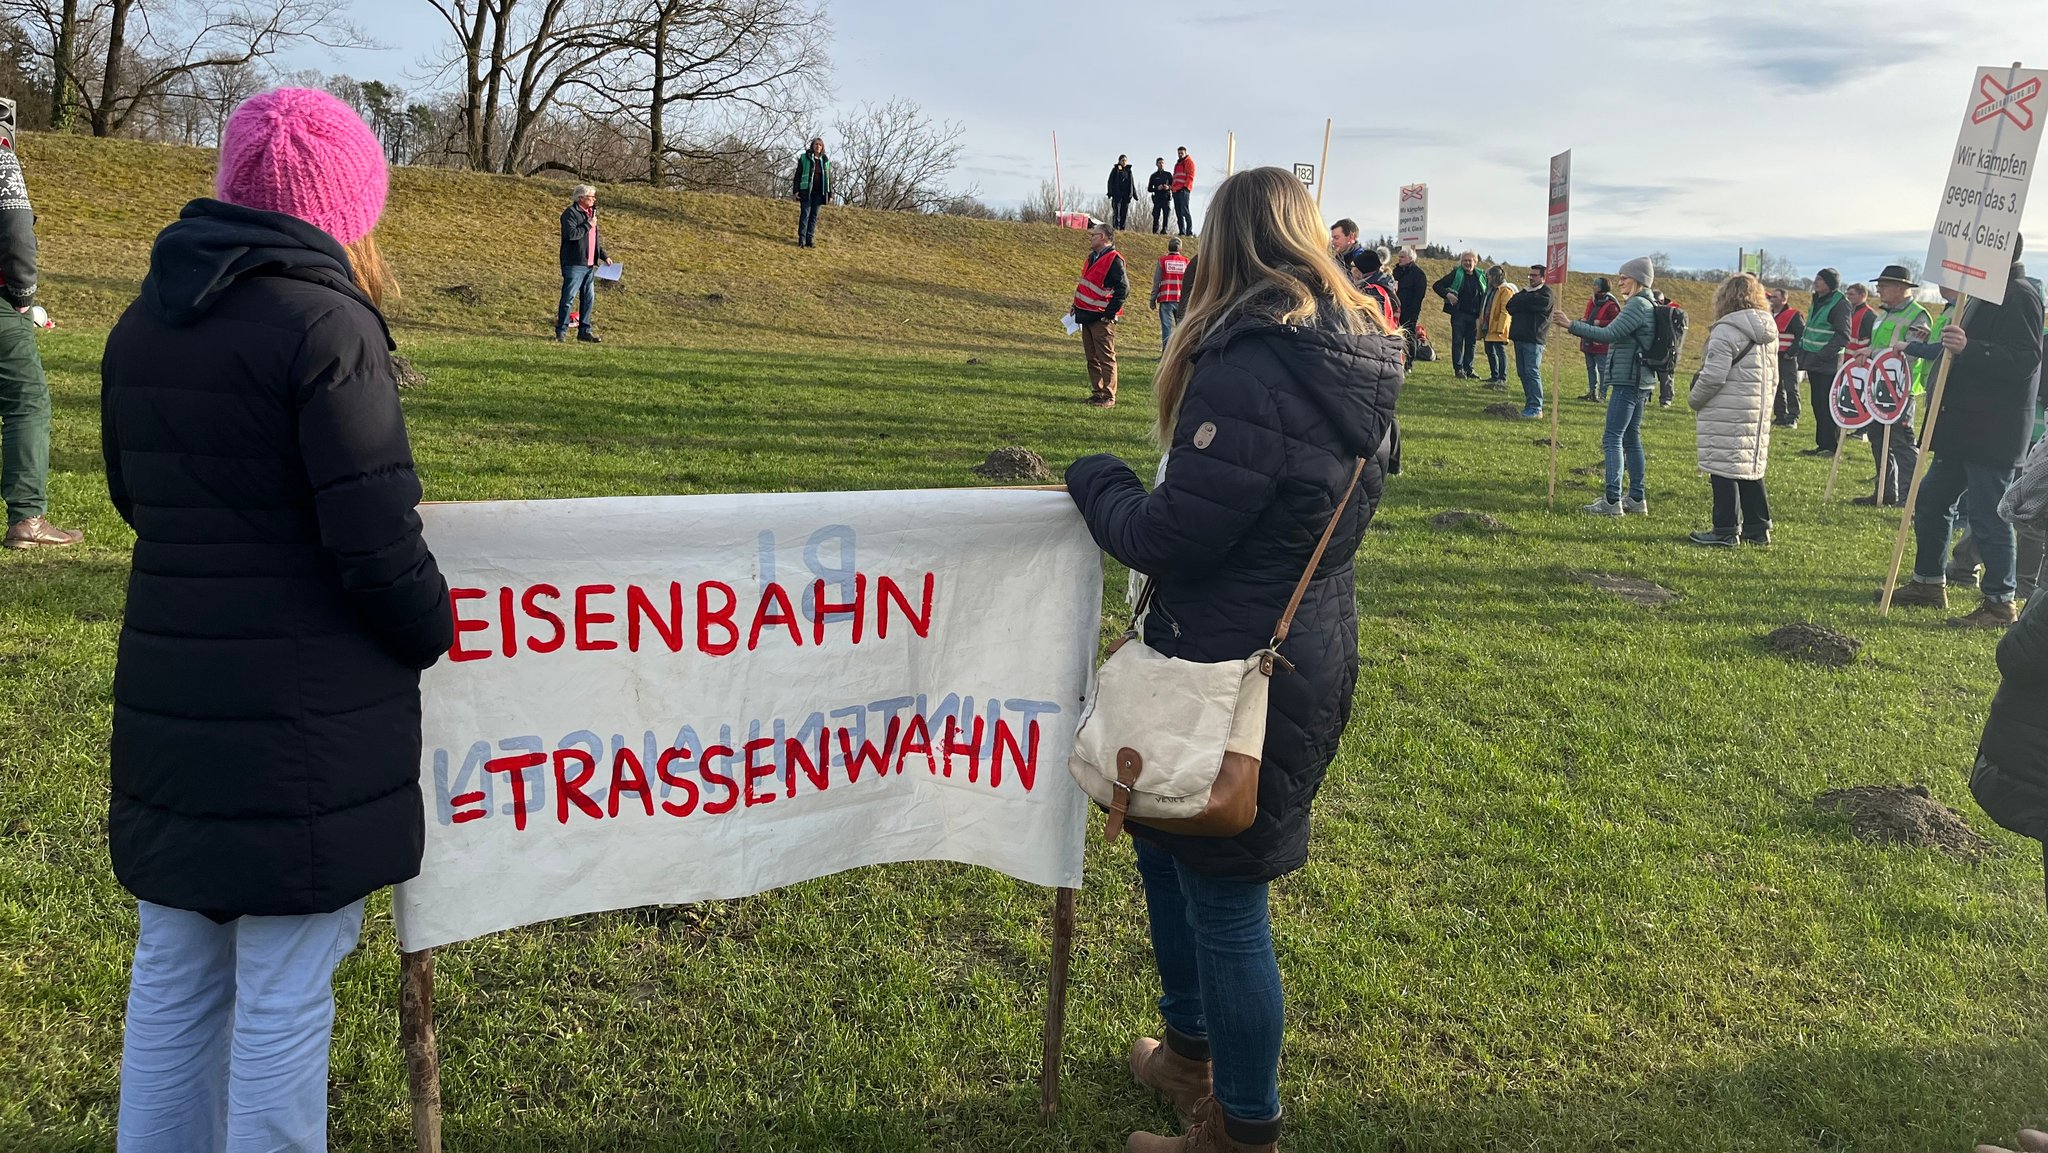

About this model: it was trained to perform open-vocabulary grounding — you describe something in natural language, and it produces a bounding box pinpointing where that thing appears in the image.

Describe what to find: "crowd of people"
[0,80,2038,1152]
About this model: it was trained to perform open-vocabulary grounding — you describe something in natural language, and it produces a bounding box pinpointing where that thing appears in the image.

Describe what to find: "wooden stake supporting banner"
[1315,118,1331,210]
[1038,885,1078,1124]
[1879,294,1966,616]
[1546,355,1562,508]
[400,949,443,1153]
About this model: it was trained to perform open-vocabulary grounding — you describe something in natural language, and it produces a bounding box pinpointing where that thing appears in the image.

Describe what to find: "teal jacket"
[1569,289,1657,388]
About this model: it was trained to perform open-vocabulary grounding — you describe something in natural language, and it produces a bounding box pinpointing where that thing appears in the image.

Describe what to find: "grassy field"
[0,135,2039,1153]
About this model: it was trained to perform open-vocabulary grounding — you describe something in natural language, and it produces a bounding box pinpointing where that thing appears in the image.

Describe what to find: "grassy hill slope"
[22,133,1766,370]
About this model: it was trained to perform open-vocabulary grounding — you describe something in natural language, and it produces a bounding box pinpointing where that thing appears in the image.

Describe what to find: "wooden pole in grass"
[1038,885,1078,1123]
[1314,119,1331,210]
[400,949,443,1153]
[1877,423,1892,505]
[1822,436,1848,502]
[1879,295,1966,616]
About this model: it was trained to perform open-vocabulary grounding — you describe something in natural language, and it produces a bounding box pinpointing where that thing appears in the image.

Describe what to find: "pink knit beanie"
[216,88,388,246]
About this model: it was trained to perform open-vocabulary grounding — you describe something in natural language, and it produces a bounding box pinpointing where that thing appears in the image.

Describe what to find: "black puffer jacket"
[101,199,453,917]
[1067,296,1402,881]
[1976,590,2048,840]
[1928,266,2045,469]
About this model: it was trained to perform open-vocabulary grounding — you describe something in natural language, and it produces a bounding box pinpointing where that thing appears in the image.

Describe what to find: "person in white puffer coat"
[1686,273,1780,547]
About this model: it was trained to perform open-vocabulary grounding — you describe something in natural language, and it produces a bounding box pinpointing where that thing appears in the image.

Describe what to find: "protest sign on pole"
[391,488,1103,1143]
[1545,150,1570,508]
[1293,163,1315,187]
[1397,183,1428,248]
[1884,62,2042,613]
[395,488,1098,948]
[1925,63,2045,305]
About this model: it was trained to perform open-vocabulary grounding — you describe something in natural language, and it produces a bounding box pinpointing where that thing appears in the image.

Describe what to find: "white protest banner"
[1926,63,2044,304]
[1544,151,1570,286]
[1397,183,1428,247]
[392,489,1102,952]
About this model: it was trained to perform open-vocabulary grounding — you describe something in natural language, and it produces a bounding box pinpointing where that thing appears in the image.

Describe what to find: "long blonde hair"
[344,234,399,312]
[1713,272,1766,319]
[1154,167,1391,442]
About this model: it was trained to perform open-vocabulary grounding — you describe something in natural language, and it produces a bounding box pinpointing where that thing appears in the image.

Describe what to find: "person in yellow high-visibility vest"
[1850,265,1935,504]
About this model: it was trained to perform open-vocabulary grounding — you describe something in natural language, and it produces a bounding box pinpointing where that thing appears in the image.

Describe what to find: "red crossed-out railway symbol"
[1401,185,1426,201]
[1974,74,2041,130]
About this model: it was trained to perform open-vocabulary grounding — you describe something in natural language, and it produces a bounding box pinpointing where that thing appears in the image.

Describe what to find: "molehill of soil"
[1814,785,1991,859]
[391,355,428,390]
[1572,571,1679,606]
[1480,402,1525,419]
[971,446,1053,482]
[1767,622,1862,667]
[1429,510,1510,533]
[436,283,483,307]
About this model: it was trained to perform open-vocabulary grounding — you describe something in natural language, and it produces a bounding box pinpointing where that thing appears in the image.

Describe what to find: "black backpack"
[1642,302,1680,373]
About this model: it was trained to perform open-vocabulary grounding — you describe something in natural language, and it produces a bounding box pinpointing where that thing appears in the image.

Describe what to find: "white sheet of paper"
[595,263,622,281]
[1061,313,1081,336]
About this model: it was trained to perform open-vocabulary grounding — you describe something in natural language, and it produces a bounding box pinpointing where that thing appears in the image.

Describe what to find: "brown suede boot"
[1129,1033,1212,1124]
[1127,1096,1278,1153]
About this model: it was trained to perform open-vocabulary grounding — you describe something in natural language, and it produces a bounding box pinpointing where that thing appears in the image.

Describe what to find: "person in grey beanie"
[1797,266,1851,454]
[1557,257,1659,516]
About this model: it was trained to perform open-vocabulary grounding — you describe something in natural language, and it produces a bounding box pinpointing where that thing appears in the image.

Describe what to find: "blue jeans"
[556,264,596,337]
[1159,301,1181,348]
[119,899,366,1152]
[1913,455,2019,599]
[1514,340,1545,414]
[1484,340,1508,380]
[1449,313,1479,374]
[1584,351,1611,398]
[798,196,823,244]
[1602,386,1649,503]
[1134,839,1282,1129]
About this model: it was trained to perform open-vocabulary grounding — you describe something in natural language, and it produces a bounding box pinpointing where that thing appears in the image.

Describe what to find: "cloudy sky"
[295,0,2042,279]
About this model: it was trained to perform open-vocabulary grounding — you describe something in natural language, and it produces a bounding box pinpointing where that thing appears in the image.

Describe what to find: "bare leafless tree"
[420,0,622,174]
[565,0,825,188]
[3,0,370,137]
[829,97,965,214]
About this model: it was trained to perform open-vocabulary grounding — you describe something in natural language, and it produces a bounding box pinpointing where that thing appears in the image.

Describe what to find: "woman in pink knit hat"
[100,87,452,1151]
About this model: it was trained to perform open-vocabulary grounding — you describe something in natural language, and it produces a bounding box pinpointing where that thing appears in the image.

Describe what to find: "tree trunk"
[480,0,512,170]
[49,0,77,130]
[461,2,491,168]
[646,8,667,188]
[90,0,133,136]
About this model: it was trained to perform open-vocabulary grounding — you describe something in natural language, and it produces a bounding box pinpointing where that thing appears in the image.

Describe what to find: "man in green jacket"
[792,138,831,248]
[1557,256,1658,517]
[1798,267,1850,455]
[1851,265,1935,504]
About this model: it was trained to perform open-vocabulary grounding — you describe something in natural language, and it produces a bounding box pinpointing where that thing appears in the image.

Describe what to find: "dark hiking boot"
[577,331,603,343]
[1130,1034,1212,1125]
[1877,580,1947,609]
[1128,1097,1277,1153]
[1740,523,1773,546]
[4,516,81,549]
[1948,599,2020,629]
[1688,528,1739,548]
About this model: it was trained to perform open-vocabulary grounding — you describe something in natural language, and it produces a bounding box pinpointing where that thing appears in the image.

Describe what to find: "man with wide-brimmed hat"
[1850,265,1937,505]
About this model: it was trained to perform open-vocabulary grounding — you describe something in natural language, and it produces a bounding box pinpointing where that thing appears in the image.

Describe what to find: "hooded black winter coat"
[1927,265,2045,470]
[101,199,453,917]
[1976,589,2048,841]
[1066,299,1402,881]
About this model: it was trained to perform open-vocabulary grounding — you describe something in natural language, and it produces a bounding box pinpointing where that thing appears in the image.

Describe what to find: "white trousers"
[117,899,365,1152]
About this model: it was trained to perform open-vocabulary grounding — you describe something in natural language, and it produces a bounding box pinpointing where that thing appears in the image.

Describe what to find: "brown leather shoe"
[4,516,81,549]
[1948,599,2019,629]
[1127,1096,1277,1153]
[1130,1035,1212,1124]
[1875,580,1947,609]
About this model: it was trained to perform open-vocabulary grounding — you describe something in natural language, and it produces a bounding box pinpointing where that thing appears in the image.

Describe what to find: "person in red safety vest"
[1766,286,1805,427]
[1073,220,1129,406]
[1843,282,1876,358]
[1152,236,1191,353]
[1171,147,1196,237]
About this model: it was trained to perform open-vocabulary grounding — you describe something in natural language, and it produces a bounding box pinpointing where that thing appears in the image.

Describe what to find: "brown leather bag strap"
[1271,457,1366,647]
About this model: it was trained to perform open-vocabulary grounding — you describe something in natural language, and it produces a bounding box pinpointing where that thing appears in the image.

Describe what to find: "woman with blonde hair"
[1064,166,1403,1153]
[1685,272,1781,546]
[101,88,451,1148]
